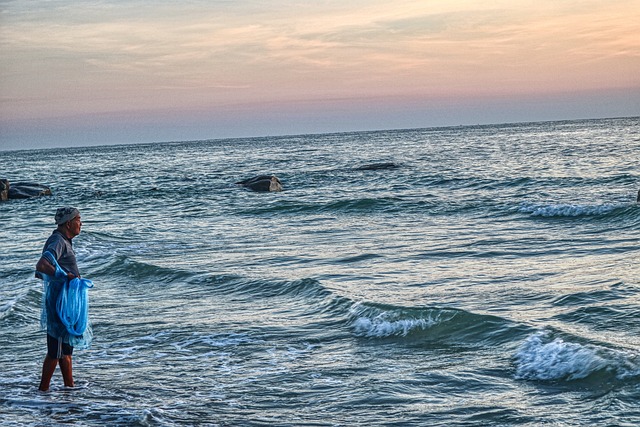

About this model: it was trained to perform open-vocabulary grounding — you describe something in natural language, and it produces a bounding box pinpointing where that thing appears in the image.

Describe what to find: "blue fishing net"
[40,251,94,349]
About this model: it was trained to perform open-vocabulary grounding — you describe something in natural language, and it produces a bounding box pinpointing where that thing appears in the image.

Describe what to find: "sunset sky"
[1,0,639,150]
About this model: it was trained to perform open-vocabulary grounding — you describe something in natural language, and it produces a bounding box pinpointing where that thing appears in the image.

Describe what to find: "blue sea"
[1,117,639,426]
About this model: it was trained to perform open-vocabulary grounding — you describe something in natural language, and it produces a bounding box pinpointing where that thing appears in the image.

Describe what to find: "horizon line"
[1,114,638,154]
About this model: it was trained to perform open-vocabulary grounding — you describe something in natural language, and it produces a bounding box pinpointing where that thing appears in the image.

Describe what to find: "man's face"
[68,215,82,237]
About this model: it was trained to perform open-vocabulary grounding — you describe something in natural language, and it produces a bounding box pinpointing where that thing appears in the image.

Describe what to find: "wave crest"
[352,314,440,338]
[518,203,627,218]
[514,330,640,381]
[346,302,525,346]
[349,303,458,338]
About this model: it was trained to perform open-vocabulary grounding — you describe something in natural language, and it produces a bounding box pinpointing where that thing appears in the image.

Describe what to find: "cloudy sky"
[1,0,639,150]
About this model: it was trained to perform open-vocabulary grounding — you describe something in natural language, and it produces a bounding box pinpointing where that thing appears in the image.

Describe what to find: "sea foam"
[350,303,454,338]
[353,316,437,338]
[518,203,622,218]
[514,330,639,381]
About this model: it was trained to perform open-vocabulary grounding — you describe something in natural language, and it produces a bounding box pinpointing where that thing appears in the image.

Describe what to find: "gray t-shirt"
[42,230,80,277]
[40,230,80,341]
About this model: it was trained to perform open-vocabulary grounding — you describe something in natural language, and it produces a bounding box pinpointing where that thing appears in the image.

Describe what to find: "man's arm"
[36,257,56,277]
[35,257,75,279]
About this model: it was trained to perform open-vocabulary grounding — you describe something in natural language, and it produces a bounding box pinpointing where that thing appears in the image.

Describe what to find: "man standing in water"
[35,207,82,392]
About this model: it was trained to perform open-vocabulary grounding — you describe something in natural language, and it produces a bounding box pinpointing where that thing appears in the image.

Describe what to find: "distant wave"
[86,253,339,304]
[517,202,634,218]
[236,196,408,216]
[206,276,334,300]
[348,302,525,345]
[240,196,639,219]
[514,330,640,382]
[90,255,195,284]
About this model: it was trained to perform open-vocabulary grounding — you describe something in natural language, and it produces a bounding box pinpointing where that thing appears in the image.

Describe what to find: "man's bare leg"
[59,355,74,387]
[39,355,58,391]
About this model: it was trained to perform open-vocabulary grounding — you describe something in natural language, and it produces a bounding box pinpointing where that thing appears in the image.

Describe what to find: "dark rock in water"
[7,181,52,199]
[637,189,640,203]
[0,179,8,201]
[236,175,283,192]
[355,162,400,171]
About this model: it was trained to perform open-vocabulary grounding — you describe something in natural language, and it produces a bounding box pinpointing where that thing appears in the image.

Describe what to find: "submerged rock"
[6,181,52,199]
[236,175,283,192]
[0,179,8,201]
[355,162,401,171]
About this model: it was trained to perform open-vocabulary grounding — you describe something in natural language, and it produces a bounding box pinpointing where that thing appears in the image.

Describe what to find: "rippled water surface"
[1,117,639,426]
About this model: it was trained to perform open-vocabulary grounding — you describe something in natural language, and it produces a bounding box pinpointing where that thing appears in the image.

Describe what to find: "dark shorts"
[47,334,73,359]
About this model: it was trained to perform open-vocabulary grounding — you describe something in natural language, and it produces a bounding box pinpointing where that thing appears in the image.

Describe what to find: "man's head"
[55,207,82,238]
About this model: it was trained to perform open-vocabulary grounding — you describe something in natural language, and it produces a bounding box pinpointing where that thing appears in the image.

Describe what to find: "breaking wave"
[513,330,640,382]
[517,203,631,218]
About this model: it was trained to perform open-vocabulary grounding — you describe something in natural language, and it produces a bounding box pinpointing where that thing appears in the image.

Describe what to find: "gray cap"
[55,207,80,225]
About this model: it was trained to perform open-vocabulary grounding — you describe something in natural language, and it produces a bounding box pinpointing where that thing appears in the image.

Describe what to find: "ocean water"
[1,117,639,426]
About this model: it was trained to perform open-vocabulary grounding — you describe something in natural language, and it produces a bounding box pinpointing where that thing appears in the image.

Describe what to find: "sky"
[1,0,639,150]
